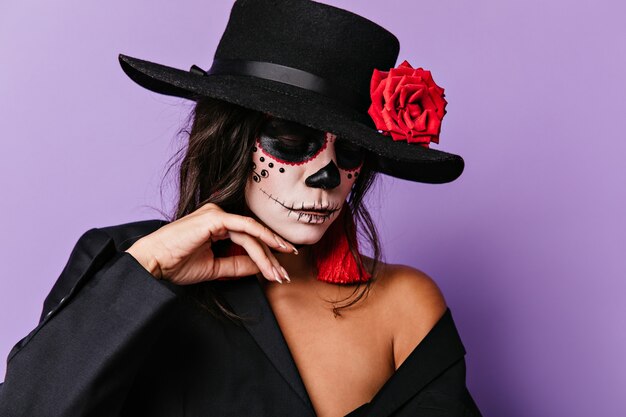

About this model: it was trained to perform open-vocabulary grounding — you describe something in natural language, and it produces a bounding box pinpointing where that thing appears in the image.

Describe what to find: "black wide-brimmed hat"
[118,0,464,183]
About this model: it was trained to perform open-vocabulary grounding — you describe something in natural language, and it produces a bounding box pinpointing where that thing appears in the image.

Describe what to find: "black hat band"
[191,59,368,112]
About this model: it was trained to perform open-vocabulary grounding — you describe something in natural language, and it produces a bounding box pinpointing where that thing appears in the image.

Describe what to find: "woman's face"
[245,117,364,245]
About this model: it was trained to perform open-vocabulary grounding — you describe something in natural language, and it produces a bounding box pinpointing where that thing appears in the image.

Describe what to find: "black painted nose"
[305,161,341,189]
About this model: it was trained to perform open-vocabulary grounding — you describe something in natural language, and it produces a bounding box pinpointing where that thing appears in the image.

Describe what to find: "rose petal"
[398,108,411,128]
[383,93,400,120]
[415,68,432,83]
[371,81,387,107]
[424,110,441,135]
[370,69,387,94]
[399,83,417,108]
[368,105,386,130]
[381,108,401,133]
[390,65,415,78]
[406,133,430,144]
[406,73,426,83]
[430,88,447,118]
[368,78,388,131]
[420,91,436,115]
[401,108,414,130]
[392,115,410,141]
[407,103,423,118]
[414,110,428,131]
[407,87,425,104]
[391,107,409,133]
[383,76,402,103]
[429,111,442,135]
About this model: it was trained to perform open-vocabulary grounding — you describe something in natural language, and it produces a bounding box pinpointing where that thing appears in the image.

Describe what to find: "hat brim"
[118,54,464,184]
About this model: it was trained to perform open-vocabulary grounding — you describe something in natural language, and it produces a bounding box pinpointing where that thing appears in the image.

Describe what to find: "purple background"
[1,0,624,415]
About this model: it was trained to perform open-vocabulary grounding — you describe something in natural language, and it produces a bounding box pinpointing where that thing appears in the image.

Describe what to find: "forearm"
[0,249,179,417]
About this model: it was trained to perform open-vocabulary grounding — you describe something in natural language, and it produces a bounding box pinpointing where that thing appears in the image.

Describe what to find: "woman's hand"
[124,203,296,285]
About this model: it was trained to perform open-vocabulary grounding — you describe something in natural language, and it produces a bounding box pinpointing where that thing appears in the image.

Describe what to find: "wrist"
[125,242,164,280]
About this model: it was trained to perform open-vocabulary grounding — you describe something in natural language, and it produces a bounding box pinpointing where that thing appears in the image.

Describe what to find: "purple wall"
[1,0,624,415]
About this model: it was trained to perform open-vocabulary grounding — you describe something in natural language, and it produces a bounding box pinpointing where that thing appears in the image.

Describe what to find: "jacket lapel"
[357,308,467,417]
[216,276,315,415]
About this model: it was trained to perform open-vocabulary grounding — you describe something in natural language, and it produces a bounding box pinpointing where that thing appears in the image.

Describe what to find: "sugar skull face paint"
[245,117,364,245]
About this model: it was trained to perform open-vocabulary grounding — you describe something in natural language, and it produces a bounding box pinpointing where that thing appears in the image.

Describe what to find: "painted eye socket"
[259,134,325,163]
[335,138,364,170]
[258,118,326,163]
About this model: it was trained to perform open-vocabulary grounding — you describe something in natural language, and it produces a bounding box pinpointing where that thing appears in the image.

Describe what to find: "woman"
[0,0,481,416]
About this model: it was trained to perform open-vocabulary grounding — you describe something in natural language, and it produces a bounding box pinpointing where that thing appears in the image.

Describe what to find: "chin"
[273,221,332,246]
[245,196,341,246]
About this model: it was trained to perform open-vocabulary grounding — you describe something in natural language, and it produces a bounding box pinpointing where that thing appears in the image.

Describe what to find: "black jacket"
[0,219,482,416]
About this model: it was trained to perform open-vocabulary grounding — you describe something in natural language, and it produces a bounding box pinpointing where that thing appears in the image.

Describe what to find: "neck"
[271,245,317,283]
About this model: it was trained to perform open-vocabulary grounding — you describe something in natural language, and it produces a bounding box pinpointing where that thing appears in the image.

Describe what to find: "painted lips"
[293,206,334,214]
[289,205,337,223]
[259,188,340,224]
[290,209,334,224]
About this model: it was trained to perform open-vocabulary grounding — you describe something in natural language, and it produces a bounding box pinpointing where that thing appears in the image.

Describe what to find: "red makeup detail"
[257,137,328,166]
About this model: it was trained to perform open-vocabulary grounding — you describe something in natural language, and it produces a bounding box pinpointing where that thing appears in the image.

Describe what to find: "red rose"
[367,60,447,147]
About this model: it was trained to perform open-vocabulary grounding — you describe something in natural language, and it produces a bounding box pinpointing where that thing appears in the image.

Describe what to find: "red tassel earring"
[311,204,371,284]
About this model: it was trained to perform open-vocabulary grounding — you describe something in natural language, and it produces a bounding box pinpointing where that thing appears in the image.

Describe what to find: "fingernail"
[272,266,283,283]
[280,266,291,283]
[274,234,287,249]
[292,245,299,255]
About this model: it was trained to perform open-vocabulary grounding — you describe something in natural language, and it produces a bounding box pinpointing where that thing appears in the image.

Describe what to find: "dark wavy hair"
[160,97,382,322]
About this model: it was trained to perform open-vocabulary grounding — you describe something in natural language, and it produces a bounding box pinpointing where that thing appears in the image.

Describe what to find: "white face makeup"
[244,117,364,245]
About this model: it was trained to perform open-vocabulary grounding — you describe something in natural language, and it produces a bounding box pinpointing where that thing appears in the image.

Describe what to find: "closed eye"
[335,138,364,170]
[259,133,325,163]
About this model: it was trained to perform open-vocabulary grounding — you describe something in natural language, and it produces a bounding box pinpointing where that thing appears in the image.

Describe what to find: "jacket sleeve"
[0,226,181,417]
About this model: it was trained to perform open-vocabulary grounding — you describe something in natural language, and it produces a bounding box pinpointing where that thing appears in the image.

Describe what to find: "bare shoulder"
[364,257,447,369]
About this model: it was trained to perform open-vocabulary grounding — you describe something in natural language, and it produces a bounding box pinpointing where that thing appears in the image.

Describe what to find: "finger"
[229,231,280,282]
[259,240,290,283]
[193,205,298,254]
[212,255,260,279]
[205,212,298,255]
